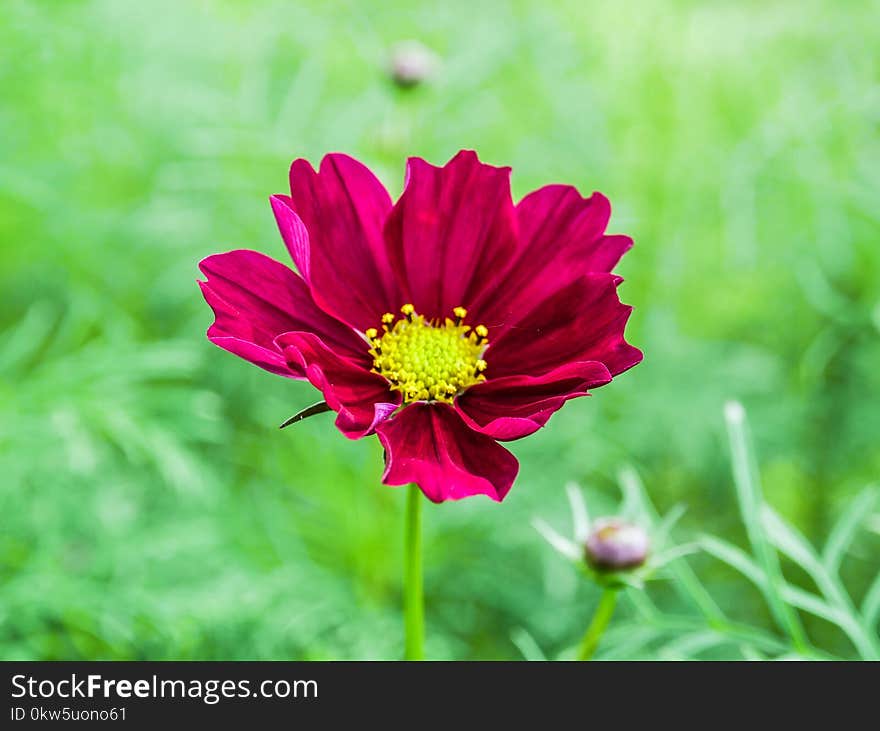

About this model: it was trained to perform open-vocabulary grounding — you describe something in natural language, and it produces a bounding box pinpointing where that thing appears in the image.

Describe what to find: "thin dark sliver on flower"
[198,150,642,503]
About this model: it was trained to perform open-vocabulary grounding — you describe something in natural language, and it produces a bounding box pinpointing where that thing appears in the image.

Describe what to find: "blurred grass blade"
[565,482,590,543]
[627,611,797,657]
[699,534,766,587]
[658,630,727,660]
[701,534,875,659]
[625,586,659,618]
[780,585,854,632]
[0,301,56,375]
[822,485,878,573]
[618,465,648,522]
[723,401,808,650]
[700,535,848,653]
[619,466,726,624]
[650,542,699,568]
[760,504,879,659]
[600,625,662,660]
[862,573,880,629]
[759,505,821,574]
[653,503,687,549]
[509,628,546,661]
[532,518,580,560]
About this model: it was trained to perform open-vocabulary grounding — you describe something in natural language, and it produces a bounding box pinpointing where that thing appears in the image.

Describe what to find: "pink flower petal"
[486,273,643,379]
[276,331,399,439]
[269,194,310,279]
[475,185,632,330]
[199,250,368,378]
[383,150,519,322]
[455,361,612,441]
[376,403,519,503]
[285,153,402,331]
[199,282,294,377]
[518,185,633,273]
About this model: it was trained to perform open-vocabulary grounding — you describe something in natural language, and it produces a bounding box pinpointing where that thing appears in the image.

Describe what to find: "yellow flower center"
[365,304,489,403]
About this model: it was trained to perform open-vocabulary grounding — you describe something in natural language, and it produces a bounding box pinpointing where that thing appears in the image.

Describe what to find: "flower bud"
[585,518,649,572]
[387,41,438,88]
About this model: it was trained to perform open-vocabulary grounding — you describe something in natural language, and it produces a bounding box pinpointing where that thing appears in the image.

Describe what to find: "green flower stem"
[576,588,618,661]
[403,484,425,660]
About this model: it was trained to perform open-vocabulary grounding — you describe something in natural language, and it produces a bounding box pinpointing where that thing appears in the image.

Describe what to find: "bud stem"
[403,484,425,660]
[576,588,618,661]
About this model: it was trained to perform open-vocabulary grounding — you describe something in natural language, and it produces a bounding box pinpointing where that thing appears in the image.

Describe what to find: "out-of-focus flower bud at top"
[387,40,438,89]
[585,518,650,572]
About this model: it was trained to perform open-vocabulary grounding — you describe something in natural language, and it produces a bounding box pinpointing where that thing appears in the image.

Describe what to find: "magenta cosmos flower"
[198,150,641,503]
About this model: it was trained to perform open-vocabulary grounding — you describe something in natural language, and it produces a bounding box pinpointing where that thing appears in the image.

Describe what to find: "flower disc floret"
[367,304,488,403]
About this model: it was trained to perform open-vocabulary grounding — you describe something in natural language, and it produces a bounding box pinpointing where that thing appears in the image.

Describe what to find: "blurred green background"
[1,0,878,660]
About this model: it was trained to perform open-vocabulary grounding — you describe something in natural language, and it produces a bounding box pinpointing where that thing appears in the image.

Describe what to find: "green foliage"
[577,405,879,661]
[1,0,878,659]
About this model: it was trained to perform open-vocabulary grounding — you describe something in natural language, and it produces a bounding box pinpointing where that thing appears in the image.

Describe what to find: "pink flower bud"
[585,518,649,572]
[388,41,437,88]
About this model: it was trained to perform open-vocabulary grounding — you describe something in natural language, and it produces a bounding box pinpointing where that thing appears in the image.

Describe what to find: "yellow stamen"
[365,327,378,340]
[369,305,489,403]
